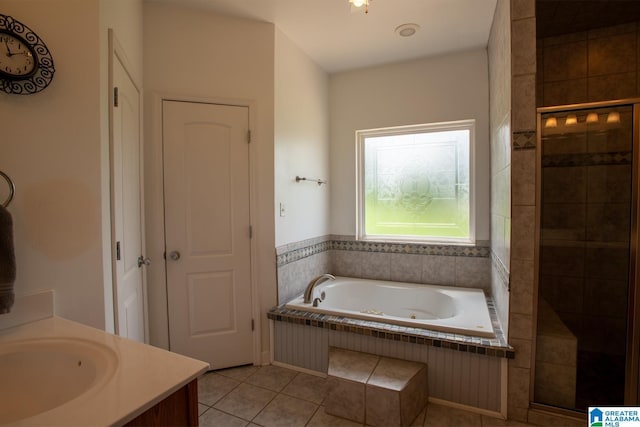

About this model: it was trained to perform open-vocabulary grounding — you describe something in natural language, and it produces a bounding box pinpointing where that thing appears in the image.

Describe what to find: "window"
[356,120,475,244]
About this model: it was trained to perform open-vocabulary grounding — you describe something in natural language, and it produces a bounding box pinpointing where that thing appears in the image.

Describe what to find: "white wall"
[0,0,142,330]
[329,49,490,242]
[143,3,276,360]
[274,28,330,247]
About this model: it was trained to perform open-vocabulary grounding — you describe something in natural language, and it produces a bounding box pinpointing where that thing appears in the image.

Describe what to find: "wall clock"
[0,14,55,95]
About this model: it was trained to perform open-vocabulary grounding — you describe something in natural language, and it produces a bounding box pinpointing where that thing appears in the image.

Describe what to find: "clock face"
[0,32,37,78]
[0,14,55,95]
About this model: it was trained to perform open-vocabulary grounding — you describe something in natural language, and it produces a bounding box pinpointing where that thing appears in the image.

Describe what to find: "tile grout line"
[198,371,251,423]
[199,368,315,425]
[200,365,542,427]
[249,388,283,425]
[248,370,304,425]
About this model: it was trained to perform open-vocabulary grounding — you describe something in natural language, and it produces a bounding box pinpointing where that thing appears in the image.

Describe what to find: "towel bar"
[295,176,327,186]
[0,170,15,208]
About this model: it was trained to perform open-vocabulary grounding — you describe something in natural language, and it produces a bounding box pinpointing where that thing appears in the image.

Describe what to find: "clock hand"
[3,40,13,57]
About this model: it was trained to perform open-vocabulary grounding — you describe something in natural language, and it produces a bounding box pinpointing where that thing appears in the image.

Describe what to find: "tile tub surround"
[198,364,541,426]
[276,235,492,305]
[268,295,514,359]
[277,237,491,267]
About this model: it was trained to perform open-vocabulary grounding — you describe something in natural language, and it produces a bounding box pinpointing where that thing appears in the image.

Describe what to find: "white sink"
[0,337,118,425]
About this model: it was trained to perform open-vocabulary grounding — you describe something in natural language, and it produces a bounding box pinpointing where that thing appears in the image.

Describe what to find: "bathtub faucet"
[303,274,335,304]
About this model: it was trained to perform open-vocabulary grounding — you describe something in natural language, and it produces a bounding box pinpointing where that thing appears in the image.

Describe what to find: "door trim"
[108,29,148,341]
[147,92,261,365]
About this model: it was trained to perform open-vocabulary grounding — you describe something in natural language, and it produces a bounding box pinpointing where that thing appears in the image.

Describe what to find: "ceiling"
[145,0,498,73]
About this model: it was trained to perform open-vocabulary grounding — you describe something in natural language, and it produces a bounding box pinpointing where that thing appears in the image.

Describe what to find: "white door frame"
[108,29,148,341]
[146,92,261,365]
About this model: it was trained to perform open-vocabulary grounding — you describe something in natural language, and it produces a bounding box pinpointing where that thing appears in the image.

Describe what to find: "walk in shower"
[535,100,640,413]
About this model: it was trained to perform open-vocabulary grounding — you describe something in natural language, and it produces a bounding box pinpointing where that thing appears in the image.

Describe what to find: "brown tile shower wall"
[507,7,640,425]
[527,17,640,421]
[275,236,491,305]
[537,21,640,107]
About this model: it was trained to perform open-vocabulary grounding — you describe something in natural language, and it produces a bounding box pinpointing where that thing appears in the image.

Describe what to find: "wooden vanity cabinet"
[124,379,199,426]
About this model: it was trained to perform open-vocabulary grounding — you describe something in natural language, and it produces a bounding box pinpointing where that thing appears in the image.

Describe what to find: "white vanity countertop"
[0,316,210,427]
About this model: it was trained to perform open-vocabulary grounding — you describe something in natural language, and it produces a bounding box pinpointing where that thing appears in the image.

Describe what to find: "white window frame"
[356,119,476,245]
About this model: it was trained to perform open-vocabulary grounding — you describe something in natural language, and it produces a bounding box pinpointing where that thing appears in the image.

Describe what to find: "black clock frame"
[0,14,55,95]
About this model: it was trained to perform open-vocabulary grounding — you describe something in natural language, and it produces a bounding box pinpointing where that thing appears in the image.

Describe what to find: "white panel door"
[112,55,146,342]
[163,100,253,369]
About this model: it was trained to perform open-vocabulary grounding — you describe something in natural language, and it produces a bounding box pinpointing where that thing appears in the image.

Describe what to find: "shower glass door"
[535,103,638,412]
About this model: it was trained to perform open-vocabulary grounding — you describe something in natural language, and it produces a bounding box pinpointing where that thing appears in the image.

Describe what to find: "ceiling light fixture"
[395,23,420,38]
[349,0,370,14]
[586,112,599,123]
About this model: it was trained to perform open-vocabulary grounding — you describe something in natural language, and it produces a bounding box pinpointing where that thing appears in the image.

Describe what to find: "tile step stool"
[325,347,428,427]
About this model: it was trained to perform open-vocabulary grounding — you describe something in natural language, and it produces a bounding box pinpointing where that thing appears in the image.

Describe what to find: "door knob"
[137,256,151,268]
[169,251,181,261]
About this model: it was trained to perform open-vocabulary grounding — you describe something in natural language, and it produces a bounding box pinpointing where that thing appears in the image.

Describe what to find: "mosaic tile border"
[542,150,632,168]
[275,235,331,256]
[276,238,491,267]
[277,240,331,267]
[331,240,491,257]
[268,297,515,359]
[513,130,536,150]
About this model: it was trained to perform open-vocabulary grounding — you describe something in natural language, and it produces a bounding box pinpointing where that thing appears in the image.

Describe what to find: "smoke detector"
[395,23,420,37]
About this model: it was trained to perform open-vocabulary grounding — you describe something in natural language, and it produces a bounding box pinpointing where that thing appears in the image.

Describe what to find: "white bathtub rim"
[284,276,496,339]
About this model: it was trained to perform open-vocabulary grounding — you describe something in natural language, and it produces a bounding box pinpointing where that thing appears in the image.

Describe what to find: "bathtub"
[284,276,495,338]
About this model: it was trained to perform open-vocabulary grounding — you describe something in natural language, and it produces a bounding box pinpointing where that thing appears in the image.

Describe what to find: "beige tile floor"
[198,364,538,427]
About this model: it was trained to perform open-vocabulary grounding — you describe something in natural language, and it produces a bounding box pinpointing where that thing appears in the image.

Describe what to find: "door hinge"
[116,241,121,261]
[249,225,253,239]
[114,87,119,107]
[247,130,251,143]
[251,319,255,331]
